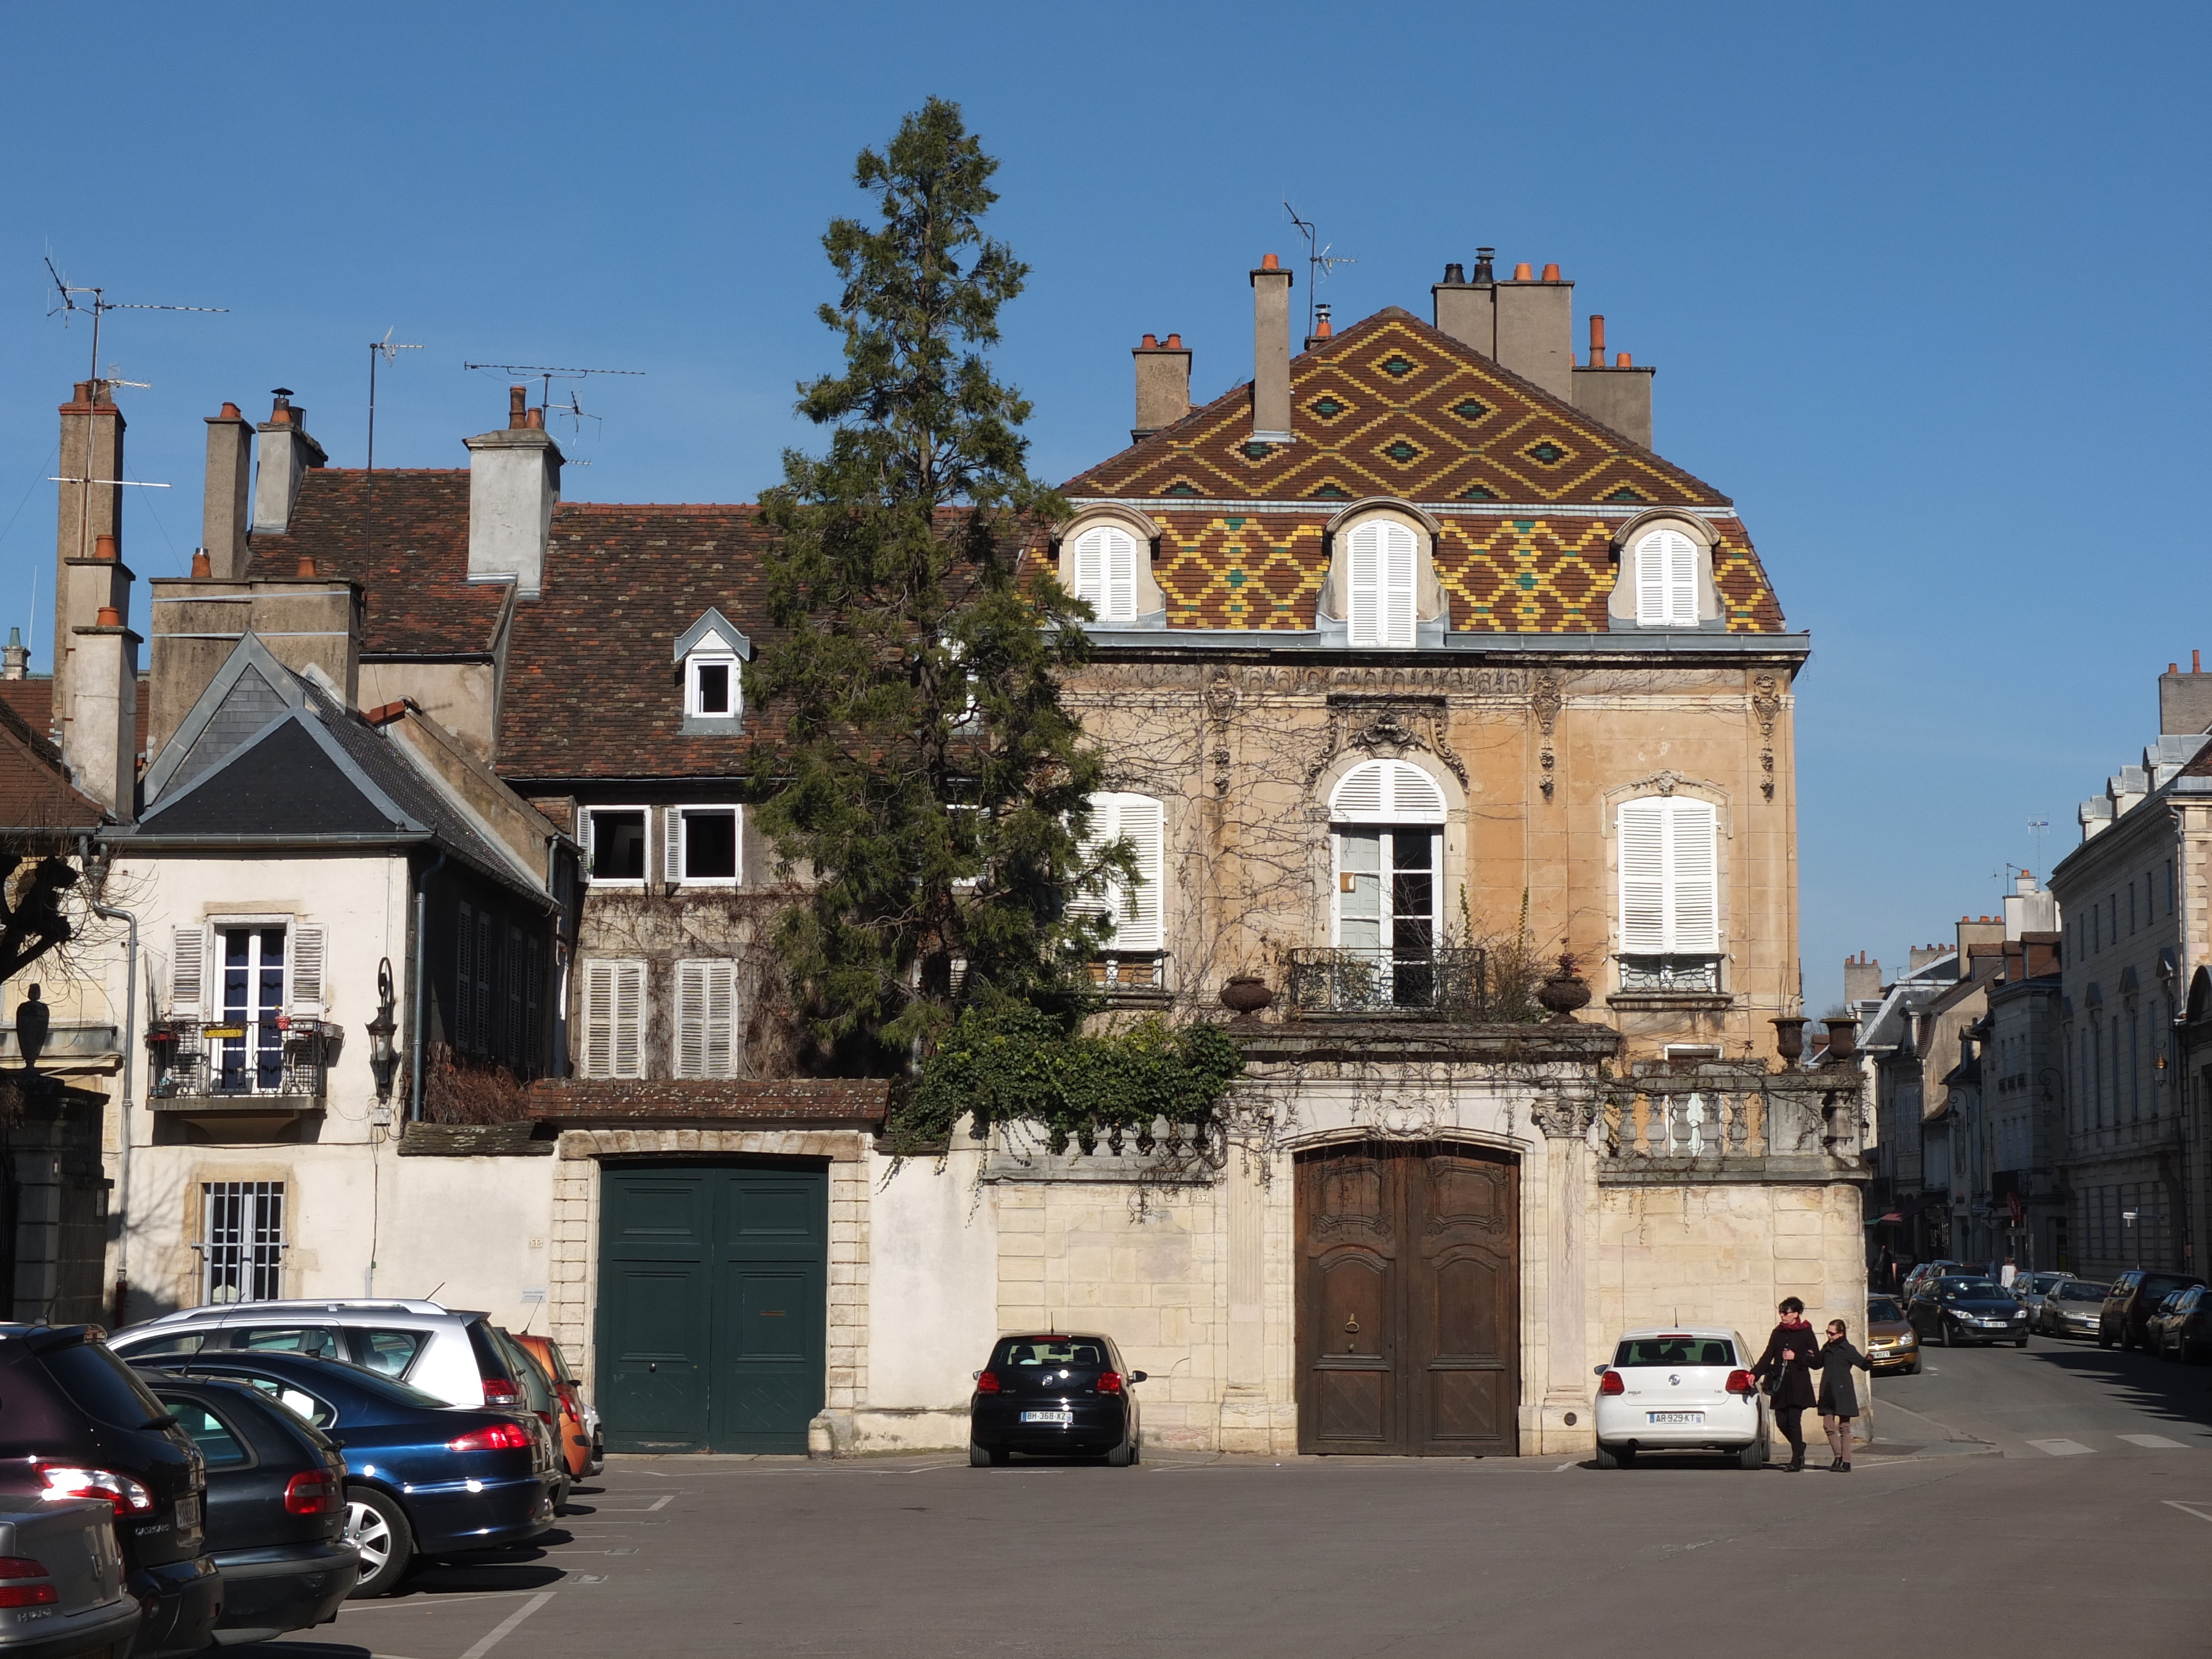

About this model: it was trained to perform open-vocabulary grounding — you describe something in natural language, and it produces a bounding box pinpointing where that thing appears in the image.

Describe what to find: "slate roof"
[247,469,510,656]
[0,695,105,831]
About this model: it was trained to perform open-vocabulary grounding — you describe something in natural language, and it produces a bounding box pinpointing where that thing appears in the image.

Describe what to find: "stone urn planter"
[1220,975,1274,1021]
[1536,953,1592,1022]
[1823,1016,1859,1063]
[1771,1015,1807,1067]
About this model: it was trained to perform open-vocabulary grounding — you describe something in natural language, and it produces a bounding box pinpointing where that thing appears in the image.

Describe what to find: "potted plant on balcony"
[1536,951,1592,1022]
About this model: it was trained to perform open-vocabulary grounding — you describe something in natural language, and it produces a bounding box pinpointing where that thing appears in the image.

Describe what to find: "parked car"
[511,1334,601,1479]
[486,1331,568,1510]
[2099,1270,2205,1350]
[112,1299,532,1410]
[2009,1270,2071,1326]
[1865,1295,1920,1375]
[968,1334,1145,1466]
[1593,1328,1768,1469]
[1906,1276,2030,1347]
[0,1498,138,1659]
[1900,1260,1973,1301]
[132,1352,555,1598]
[2147,1285,2212,1363]
[2036,1278,2110,1338]
[143,1376,357,1642]
[0,1324,221,1658]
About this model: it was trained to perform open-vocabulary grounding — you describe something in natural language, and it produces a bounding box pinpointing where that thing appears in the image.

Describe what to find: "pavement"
[254,1332,2212,1658]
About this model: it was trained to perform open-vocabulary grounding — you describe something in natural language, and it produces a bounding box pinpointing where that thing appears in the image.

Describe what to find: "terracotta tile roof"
[526,1077,889,1124]
[0,677,152,748]
[0,695,105,830]
[247,469,509,656]
[497,503,777,782]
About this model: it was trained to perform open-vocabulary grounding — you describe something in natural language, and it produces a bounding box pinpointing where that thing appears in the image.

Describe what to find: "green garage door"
[596,1162,828,1454]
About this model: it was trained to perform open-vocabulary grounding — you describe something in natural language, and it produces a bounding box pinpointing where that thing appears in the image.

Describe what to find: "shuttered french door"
[1297,1142,1519,1456]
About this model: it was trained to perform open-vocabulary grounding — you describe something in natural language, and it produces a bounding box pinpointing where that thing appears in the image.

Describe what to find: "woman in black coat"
[1750,1297,1822,1471]
[1815,1318,1872,1472]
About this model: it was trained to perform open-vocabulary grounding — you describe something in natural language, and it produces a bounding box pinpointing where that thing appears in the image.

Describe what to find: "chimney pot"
[1540,263,1561,281]
[1513,262,1535,280]
[1260,252,1280,270]
[2172,664,2180,675]
[93,534,117,562]
[2197,650,2203,674]
[190,549,212,578]
[1315,305,1333,337]
[297,555,317,578]
[1164,333,1182,348]
[95,606,120,628]
[1615,352,1632,367]
[1472,248,1495,281]
[1588,313,1606,368]
[523,407,545,430]
[1442,262,1466,284]
[1141,333,1158,348]
[509,385,529,428]
[72,380,95,404]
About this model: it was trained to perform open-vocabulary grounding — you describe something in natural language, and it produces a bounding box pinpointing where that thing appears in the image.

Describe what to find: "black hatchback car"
[1906,1276,2030,1347]
[143,1376,357,1642]
[0,1325,221,1658]
[968,1333,1145,1466]
[2144,1285,2212,1362]
[2100,1269,2205,1350]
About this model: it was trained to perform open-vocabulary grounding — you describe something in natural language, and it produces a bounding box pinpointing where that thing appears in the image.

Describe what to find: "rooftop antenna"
[462,361,644,424]
[1281,201,1357,342]
[2027,818,2049,871]
[366,330,424,566]
[44,254,227,389]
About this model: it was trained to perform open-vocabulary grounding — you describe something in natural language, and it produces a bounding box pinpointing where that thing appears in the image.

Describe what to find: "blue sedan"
[134,1350,556,1597]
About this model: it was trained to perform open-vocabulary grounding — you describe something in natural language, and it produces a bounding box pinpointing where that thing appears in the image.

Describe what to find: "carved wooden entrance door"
[1296,1142,1519,1455]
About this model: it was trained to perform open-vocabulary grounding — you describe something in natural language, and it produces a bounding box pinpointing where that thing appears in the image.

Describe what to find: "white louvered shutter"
[1666,531,1698,625]
[1381,522,1418,646]
[1634,534,1668,624]
[1618,800,1668,953]
[612,960,644,1078]
[1635,530,1699,627]
[1667,800,1720,953]
[664,807,685,885]
[1113,797,1164,951]
[1331,760,1446,823]
[581,960,614,1077]
[1103,530,1138,622]
[676,959,737,1079]
[170,925,207,1018]
[289,925,325,1016]
[1069,796,1114,930]
[581,812,596,875]
[1387,762,1444,820]
[1330,761,1387,820]
[1346,523,1381,644]
[1072,530,1108,615]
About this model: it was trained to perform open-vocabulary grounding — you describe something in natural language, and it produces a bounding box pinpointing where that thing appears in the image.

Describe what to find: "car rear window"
[40,1340,170,1429]
[467,1319,515,1382]
[233,1326,343,1358]
[1611,1336,1738,1368]
[157,1396,252,1469]
[119,1330,208,1358]
[2056,1282,2108,1302]
[230,1377,338,1431]
[2141,1276,2198,1301]
[1938,1280,2005,1298]
[992,1338,1111,1370]
[352,1329,429,1380]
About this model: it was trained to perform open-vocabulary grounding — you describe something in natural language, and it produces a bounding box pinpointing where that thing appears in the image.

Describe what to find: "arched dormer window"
[1609,511,1720,632]
[1070,524,1140,622]
[1346,519,1418,646]
[1631,529,1698,627]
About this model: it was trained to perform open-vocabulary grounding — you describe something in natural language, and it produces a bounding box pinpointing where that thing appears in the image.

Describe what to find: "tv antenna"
[2027,817,2049,870]
[1281,201,1357,341]
[462,361,644,422]
[44,255,227,387]
[366,331,424,567]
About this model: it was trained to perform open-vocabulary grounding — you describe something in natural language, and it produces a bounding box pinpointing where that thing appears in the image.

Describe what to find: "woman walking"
[1751,1297,1821,1471]
[1815,1318,1872,1472]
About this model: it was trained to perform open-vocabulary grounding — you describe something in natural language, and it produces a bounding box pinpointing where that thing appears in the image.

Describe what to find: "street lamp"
[365,958,399,1104]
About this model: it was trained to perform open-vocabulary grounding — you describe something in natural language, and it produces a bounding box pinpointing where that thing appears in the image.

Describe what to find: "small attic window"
[673,607,754,734]
[688,654,737,718]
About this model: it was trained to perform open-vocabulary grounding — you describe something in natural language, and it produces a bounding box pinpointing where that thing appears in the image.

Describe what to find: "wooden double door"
[1296,1142,1519,1455]
[596,1162,827,1454]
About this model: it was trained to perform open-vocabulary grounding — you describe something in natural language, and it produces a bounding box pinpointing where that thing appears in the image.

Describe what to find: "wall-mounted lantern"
[366,958,399,1101]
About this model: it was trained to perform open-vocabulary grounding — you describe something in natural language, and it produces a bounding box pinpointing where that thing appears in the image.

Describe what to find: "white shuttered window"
[289,925,326,1015]
[1070,527,1140,623]
[1073,793,1165,952]
[581,959,647,1079]
[1632,530,1699,627]
[1616,797,1720,956]
[169,925,208,1017]
[1345,520,1418,647]
[675,959,739,1079]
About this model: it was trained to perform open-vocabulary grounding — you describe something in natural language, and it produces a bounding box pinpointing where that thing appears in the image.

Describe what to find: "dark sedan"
[2147,1286,2212,1363]
[133,1352,555,1597]
[968,1334,1145,1466]
[1906,1277,2030,1348]
[145,1378,357,1642]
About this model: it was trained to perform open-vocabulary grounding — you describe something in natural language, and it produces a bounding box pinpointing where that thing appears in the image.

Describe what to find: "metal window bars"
[1285,947,1488,1019]
[199,1180,286,1305]
[1616,954,1723,993]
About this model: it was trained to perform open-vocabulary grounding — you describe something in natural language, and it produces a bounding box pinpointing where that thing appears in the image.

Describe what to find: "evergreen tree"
[747,97,1121,1072]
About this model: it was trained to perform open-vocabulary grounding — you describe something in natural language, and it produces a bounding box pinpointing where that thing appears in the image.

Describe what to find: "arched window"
[1631,529,1699,627]
[1073,792,1164,951]
[1617,796,1720,989]
[1070,526,1140,623]
[1345,520,1418,646]
[1328,759,1446,823]
[1327,760,1447,1008]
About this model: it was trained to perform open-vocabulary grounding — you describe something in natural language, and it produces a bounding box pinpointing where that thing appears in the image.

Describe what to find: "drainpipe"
[410,852,446,1123]
[80,836,136,1332]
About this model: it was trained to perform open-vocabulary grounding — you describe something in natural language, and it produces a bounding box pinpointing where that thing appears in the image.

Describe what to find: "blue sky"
[2,2,2205,1013]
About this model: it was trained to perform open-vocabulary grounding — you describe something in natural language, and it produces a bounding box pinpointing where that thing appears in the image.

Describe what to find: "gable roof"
[0,693,105,833]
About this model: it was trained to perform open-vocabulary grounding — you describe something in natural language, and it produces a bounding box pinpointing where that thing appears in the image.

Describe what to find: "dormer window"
[1070,525,1140,623]
[688,653,737,719]
[674,607,753,734]
[1631,529,1698,627]
[1346,520,1418,646]
[1318,500,1445,648]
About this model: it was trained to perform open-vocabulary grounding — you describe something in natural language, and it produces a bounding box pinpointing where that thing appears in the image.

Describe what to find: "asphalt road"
[252,1340,2212,1659]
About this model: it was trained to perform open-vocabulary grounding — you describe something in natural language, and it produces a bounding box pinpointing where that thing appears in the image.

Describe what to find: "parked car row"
[1890,1265,2212,1360]
[0,1297,604,1657]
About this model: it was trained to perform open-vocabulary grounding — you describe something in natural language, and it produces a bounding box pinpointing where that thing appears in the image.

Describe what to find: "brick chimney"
[202,401,255,578]
[1842,951,1882,1005]
[1570,312,1657,448]
[464,387,564,596]
[1431,250,1496,355]
[1131,333,1192,442]
[2158,652,2212,735]
[252,390,327,534]
[52,380,124,739]
[1493,260,1574,399]
[1249,254,1293,444]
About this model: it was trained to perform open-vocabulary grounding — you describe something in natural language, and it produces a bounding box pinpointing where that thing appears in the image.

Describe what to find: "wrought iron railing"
[1284,947,1487,1019]
[1616,954,1724,993]
[147,1019,333,1102]
[1087,952,1170,995]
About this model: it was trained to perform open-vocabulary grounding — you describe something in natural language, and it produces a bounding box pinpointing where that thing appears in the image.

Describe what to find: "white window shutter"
[1634,534,1668,624]
[703,961,736,1078]
[675,960,707,1078]
[1668,800,1720,953]
[612,961,645,1079]
[1331,762,1387,819]
[664,807,684,885]
[1114,798,1164,951]
[581,811,596,870]
[1381,523,1418,646]
[170,926,207,1018]
[582,961,614,1078]
[1330,760,1446,824]
[1618,800,1668,953]
[1104,530,1137,622]
[1069,796,1115,927]
[1346,523,1381,644]
[1072,530,1107,614]
[1666,532,1699,625]
[1387,762,1444,820]
[289,925,325,1016]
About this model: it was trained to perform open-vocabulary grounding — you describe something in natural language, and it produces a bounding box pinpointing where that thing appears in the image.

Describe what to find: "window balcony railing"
[1086,951,1171,999]
[1616,954,1723,993]
[147,1019,334,1104]
[1284,947,1488,1020]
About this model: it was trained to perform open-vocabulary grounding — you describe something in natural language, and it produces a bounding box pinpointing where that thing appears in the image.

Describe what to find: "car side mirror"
[972,1371,980,1380]
[1129,1371,1147,1384]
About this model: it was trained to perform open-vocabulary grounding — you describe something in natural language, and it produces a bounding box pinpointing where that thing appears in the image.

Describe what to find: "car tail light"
[448,1422,535,1452]
[1096,1371,1124,1395]
[481,1379,524,1407]
[0,1559,56,1609]
[974,1371,1000,1394]
[282,1472,331,1516]
[35,1464,155,1517]
[1598,1370,1625,1396]
[1725,1369,1757,1395]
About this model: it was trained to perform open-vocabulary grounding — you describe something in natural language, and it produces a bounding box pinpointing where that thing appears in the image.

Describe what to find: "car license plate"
[175,1495,201,1528]
[1648,1411,1703,1425]
[1020,1411,1073,1425]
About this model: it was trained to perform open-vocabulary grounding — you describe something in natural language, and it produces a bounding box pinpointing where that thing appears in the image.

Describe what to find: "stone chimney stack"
[67,577,138,821]
[1249,254,1293,443]
[1842,951,1882,1005]
[202,401,255,577]
[464,386,564,597]
[53,380,124,737]
[1431,250,1496,355]
[1493,260,1575,399]
[252,390,327,535]
[1570,311,1657,448]
[1131,333,1192,443]
[2158,651,2212,736]
[2,629,29,680]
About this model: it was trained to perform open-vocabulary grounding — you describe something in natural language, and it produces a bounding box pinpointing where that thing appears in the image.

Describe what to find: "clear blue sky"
[2,2,2205,1013]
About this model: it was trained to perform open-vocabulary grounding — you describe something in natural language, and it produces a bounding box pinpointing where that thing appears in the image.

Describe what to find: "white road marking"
[2119,1434,2192,1450]
[342,1591,552,1611]
[2028,1438,2096,1457]
[1554,1461,1576,1472]
[458,1590,555,1659]
[2165,1500,2212,1523]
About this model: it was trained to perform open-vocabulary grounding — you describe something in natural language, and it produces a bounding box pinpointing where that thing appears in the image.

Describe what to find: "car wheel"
[2097,1327,2113,1348]
[344,1486,414,1599]
[1940,1320,1955,1348]
[1594,1443,1620,1469]
[969,1441,1009,1468]
[2015,1336,2029,1348]
[1105,1436,1135,1468]
[1737,1439,1765,1470]
[1903,1355,1922,1375]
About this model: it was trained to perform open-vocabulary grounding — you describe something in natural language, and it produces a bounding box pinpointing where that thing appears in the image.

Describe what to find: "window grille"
[202,1180,285,1305]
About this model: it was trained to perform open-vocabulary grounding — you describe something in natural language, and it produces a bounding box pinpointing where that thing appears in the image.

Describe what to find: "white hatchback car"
[1593,1326,1770,1469]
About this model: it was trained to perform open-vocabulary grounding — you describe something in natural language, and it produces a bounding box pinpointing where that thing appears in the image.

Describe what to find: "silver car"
[2011,1271,2072,1326]
[0,1499,139,1658]
[2037,1279,2111,1338]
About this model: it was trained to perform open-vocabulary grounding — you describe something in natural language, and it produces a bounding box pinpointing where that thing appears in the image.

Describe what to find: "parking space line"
[457,1590,555,1659]
[2119,1434,2192,1450]
[2027,1438,2095,1457]
[343,1591,556,1612]
[2162,1500,2212,1523]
